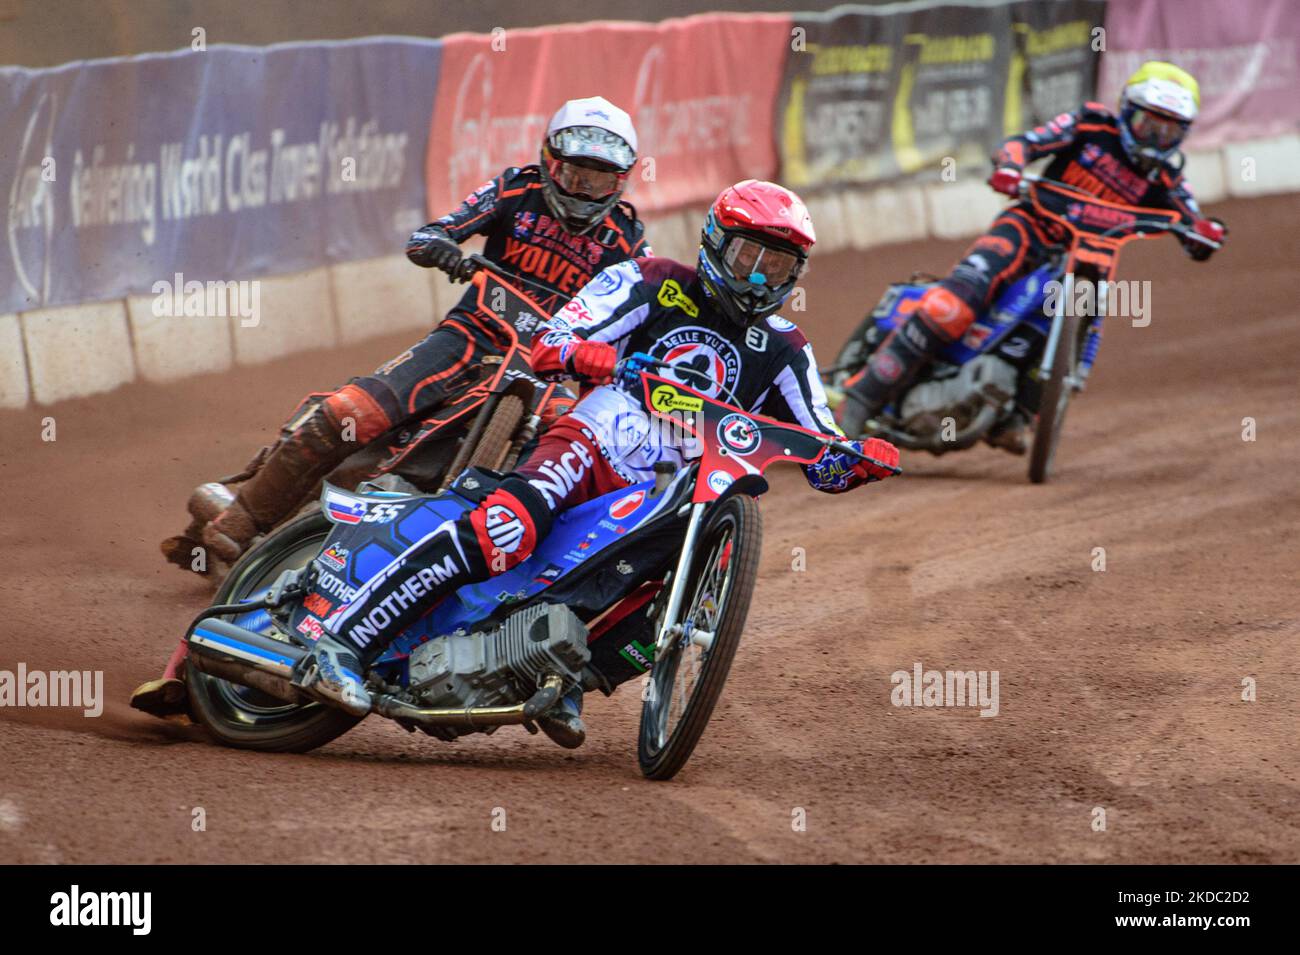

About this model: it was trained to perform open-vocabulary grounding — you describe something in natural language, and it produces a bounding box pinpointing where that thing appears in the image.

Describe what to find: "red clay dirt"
[1,194,1296,864]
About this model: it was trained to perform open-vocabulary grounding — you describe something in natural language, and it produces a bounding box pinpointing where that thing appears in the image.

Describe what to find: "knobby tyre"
[637,494,762,780]
[186,511,362,752]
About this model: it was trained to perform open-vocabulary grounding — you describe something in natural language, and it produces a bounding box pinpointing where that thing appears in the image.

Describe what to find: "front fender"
[712,473,769,506]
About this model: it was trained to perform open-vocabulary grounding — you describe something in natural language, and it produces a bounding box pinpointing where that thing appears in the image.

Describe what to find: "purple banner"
[0,38,441,314]
[1098,0,1300,149]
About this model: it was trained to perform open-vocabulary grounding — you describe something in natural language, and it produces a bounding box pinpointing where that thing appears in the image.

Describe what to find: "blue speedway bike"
[824,174,1221,482]
[181,356,900,779]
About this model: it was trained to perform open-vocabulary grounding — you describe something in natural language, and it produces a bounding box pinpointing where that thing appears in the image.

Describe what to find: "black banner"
[0,864,1280,939]
[1010,0,1109,128]
[778,0,1106,191]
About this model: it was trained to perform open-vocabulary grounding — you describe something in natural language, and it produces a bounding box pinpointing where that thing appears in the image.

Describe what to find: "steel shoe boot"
[537,686,586,749]
[293,634,372,718]
[985,411,1029,455]
[128,638,191,720]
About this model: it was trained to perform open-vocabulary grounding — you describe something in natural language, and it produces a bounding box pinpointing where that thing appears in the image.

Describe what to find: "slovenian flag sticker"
[325,489,367,524]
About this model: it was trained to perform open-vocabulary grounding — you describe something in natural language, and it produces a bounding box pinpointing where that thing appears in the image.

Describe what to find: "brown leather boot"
[160,483,236,572]
[201,405,356,565]
[838,315,948,437]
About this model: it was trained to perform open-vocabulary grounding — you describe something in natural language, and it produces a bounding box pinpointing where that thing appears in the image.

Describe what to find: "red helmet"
[697,180,815,327]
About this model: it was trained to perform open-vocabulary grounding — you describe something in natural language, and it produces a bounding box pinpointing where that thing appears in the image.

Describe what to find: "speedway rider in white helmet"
[136,96,648,721]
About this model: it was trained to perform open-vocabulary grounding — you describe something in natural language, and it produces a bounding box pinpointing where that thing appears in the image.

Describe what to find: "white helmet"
[539,96,638,234]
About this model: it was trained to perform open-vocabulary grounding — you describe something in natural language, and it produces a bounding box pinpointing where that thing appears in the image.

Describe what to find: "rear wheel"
[186,511,362,752]
[1028,312,1082,484]
[637,495,762,780]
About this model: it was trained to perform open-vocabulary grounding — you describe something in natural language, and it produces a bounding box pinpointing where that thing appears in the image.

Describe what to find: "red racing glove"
[805,436,900,492]
[1186,217,1226,262]
[565,340,618,383]
[988,166,1023,198]
[850,437,901,482]
[1194,218,1226,243]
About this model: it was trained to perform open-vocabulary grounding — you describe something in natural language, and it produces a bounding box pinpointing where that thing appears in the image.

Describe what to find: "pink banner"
[425,13,792,219]
[1098,0,1300,148]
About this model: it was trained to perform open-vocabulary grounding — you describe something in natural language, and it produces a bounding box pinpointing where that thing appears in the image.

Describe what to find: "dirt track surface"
[1,195,1296,864]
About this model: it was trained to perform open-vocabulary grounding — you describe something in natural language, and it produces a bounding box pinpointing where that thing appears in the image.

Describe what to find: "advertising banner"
[425,14,792,219]
[0,38,441,314]
[777,0,1105,192]
[1008,0,1107,131]
[1097,0,1300,149]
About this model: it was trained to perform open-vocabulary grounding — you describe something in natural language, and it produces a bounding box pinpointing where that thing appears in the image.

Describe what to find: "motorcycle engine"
[406,602,591,728]
[898,354,1018,438]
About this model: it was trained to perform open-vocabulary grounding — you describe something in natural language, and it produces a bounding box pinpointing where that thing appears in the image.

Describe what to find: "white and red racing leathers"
[530,255,867,493]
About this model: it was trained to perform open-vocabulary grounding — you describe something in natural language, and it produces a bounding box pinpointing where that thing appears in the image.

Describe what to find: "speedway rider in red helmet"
[288,180,901,748]
[837,61,1228,445]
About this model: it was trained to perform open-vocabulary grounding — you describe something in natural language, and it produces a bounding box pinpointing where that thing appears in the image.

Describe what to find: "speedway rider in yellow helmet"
[1118,61,1202,170]
[839,62,1228,444]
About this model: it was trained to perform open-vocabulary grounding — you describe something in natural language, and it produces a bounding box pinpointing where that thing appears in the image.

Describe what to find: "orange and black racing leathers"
[347,163,650,430]
[840,102,1213,429]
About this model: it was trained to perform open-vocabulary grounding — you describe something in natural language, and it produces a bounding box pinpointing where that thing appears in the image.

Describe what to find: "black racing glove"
[406,225,462,273]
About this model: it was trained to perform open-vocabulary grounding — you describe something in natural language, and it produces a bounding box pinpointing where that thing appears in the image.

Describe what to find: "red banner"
[425,13,792,219]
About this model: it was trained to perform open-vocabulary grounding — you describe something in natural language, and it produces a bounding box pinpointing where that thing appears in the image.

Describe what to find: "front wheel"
[637,494,762,780]
[186,511,363,752]
[1028,311,1082,484]
[438,394,527,491]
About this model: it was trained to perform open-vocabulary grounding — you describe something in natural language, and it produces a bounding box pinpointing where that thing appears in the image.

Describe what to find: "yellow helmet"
[1118,62,1200,169]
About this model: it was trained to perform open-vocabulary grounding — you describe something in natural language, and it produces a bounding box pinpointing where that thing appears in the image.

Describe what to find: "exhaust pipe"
[187,618,307,704]
[372,673,565,730]
[187,617,568,727]
[871,403,999,455]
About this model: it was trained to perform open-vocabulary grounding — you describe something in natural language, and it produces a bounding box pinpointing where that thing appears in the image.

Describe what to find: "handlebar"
[617,352,746,408]
[1016,172,1222,250]
[449,252,492,283]
[615,352,659,388]
[619,353,903,477]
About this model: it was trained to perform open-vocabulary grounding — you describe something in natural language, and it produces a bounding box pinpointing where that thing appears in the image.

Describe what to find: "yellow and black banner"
[778,0,1106,191]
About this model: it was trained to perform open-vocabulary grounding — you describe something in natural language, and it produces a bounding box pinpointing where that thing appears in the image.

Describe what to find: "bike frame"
[1021,175,1185,395]
[376,257,562,476]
